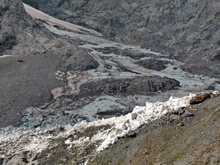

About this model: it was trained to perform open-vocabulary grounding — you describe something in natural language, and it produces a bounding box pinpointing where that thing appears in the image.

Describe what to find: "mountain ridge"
[22,0,220,77]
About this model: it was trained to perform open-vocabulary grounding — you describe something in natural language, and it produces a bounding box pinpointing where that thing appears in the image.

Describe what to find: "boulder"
[190,93,211,105]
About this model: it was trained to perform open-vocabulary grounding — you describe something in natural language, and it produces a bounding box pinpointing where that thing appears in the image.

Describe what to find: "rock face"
[0,0,48,55]
[0,0,26,54]
[22,0,220,77]
[135,59,169,71]
[127,76,179,95]
[79,76,179,97]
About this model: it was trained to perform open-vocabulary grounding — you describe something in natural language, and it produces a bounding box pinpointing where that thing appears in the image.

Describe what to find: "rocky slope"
[23,0,220,77]
[0,0,220,165]
[0,0,98,127]
[16,3,220,129]
[0,0,219,129]
[1,92,219,165]
[90,93,220,165]
[0,1,191,127]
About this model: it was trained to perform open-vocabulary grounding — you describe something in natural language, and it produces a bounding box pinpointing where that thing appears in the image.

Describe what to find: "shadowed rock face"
[0,0,47,55]
[22,0,220,77]
[0,0,25,54]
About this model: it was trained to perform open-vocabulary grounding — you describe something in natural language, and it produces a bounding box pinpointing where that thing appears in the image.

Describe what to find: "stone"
[127,76,180,95]
[135,59,169,71]
[181,110,194,118]
[27,160,39,165]
[170,114,181,122]
[51,87,64,99]
[0,157,4,165]
[131,113,138,120]
[126,131,137,138]
[190,93,211,105]
[65,49,99,71]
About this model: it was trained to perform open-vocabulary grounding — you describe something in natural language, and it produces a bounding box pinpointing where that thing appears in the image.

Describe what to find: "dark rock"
[17,59,24,63]
[79,76,179,97]
[65,49,99,71]
[0,157,3,165]
[181,110,194,118]
[126,132,137,138]
[93,47,122,55]
[79,78,131,96]
[214,51,220,61]
[135,59,169,71]
[178,123,185,127]
[190,93,211,105]
[96,109,130,119]
[0,34,17,55]
[205,85,215,90]
[127,76,180,95]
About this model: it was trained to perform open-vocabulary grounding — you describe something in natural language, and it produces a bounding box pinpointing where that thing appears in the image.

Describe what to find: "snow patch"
[24,137,49,152]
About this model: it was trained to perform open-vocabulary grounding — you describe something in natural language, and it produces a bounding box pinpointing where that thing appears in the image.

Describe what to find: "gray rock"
[135,59,169,71]
[3,151,38,165]
[127,76,180,95]
[181,110,194,118]
[65,49,99,71]
[126,131,137,138]
[79,76,179,97]
[0,157,3,165]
